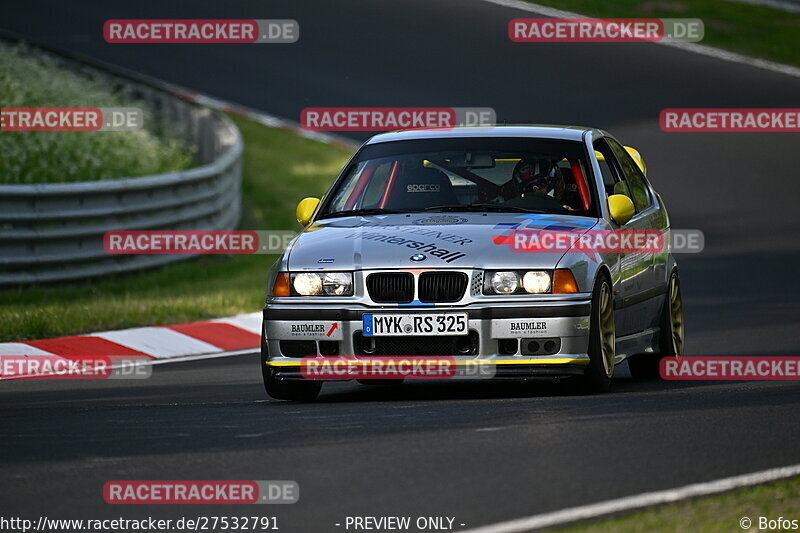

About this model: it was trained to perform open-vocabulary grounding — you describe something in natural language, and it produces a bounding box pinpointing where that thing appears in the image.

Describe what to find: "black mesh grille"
[354,331,479,356]
[418,272,468,303]
[366,273,414,303]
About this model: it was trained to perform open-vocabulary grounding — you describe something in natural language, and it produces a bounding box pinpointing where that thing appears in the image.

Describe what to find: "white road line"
[728,0,800,14]
[482,0,800,79]
[460,463,800,533]
[145,348,258,366]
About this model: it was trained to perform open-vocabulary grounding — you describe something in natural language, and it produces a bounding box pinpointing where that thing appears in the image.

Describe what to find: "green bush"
[0,43,194,184]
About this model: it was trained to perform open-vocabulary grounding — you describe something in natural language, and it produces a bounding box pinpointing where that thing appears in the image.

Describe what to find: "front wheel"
[576,276,616,393]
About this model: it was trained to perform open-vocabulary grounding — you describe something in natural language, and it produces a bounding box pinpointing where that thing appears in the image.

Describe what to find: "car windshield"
[319,137,596,218]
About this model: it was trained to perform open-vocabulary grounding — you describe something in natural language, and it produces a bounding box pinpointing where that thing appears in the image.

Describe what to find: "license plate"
[362,313,468,336]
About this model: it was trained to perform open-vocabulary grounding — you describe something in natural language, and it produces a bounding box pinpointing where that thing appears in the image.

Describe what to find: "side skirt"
[614,327,660,364]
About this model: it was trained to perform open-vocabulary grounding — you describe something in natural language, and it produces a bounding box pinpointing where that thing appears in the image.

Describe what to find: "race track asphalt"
[2,1,800,531]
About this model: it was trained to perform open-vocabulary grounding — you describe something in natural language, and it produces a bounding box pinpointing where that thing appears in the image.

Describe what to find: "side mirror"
[295,197,321,226]
[608,194,635,225]
[624,146,647,176]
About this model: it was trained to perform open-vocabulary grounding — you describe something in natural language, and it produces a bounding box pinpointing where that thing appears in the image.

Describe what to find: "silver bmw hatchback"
[261,126,684,400]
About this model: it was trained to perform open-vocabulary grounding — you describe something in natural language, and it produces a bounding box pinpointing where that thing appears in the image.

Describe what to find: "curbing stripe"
[167,321,261,351]
[0,312,264,363]
[91,327,221,359]
[0,343,58,356]
[24,336,149,359]
[212,313,263,334]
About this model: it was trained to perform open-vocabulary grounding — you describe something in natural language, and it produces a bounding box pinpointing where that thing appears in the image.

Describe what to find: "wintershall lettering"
[346,232,467,262]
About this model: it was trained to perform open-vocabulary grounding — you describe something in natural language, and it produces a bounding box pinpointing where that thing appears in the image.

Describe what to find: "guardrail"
[0,41,243,285]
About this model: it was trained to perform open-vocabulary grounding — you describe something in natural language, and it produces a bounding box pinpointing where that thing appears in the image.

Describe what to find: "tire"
[576,275,616,393]
[628,271,684,379]
[261,324,322,401]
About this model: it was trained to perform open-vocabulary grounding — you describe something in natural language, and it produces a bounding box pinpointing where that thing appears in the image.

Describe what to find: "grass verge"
[0,42,193,184]
[522,0,800,68]
[552,475,800,532]
[0,115,352,341]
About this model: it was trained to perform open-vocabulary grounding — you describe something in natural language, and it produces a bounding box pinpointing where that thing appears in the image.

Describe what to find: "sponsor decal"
[492,320,551,338]
[318,258,335,264]
[511,321,548,332]
[345,232,466,263]
[349,223,473,245]
[406,183,441,193]
[282,321,343,340]
[413,215,468,226]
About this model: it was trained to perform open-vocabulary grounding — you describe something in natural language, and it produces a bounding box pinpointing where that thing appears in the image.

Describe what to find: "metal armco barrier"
[0,41,243,285]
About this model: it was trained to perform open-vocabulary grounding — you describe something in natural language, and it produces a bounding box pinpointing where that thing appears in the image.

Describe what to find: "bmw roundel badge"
[410,254,426,262]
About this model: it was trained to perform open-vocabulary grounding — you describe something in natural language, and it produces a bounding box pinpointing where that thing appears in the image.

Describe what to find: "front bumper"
[262,298,592,380]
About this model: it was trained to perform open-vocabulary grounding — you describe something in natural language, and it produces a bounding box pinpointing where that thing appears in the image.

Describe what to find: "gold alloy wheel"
[669,275,685,356]
[598,282,616,377]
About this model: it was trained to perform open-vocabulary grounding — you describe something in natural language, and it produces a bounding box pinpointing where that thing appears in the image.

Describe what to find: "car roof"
[364,125,598,144]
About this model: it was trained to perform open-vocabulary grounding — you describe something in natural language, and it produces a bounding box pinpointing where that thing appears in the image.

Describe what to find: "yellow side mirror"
[608,194,635,225]
[624,146,647,176]
[295,197,320,226]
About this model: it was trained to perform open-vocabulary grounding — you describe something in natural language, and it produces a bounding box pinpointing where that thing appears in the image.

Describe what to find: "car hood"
[287,213,599,270]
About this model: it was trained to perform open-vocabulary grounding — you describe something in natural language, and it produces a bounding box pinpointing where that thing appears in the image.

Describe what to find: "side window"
[607,139,651,212]
[592,138,631,198]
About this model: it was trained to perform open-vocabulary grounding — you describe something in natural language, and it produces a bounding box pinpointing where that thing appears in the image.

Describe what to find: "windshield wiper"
[424,204,547,214]
[318,208,405,219]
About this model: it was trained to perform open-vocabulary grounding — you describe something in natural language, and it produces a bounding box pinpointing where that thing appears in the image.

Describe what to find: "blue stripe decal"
[398,300,436,307]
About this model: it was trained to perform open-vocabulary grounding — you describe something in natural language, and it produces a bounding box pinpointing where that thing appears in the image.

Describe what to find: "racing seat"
[383,167,459,211]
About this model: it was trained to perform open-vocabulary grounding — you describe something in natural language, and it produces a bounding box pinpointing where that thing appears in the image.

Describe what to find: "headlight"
[484,270,553,295]
[522,271,551,294]
[490,271,520,294]
[322,272,353,296]
[281,272,354,296]
[292,273,323,295]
